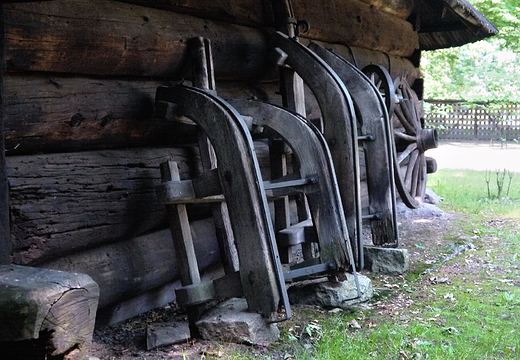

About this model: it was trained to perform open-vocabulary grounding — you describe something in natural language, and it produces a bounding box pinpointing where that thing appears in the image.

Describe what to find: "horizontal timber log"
[3,74,280,155]
[42,224,220,309]
[5,0,418,80]
[4,0,272,80]
[116,0,273,27]
[294,0,419,57]
[357,0,414,18]
[7,147,201,265]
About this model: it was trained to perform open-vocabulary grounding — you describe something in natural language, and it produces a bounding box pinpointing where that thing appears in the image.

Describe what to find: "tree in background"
[422,0,520,103]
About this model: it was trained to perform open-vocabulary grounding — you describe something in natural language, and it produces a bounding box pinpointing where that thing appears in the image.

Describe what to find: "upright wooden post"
[188,37,239,274]
[0,4,10,265]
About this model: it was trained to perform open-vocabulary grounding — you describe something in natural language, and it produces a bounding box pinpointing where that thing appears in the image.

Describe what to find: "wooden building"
[0,0,496,325]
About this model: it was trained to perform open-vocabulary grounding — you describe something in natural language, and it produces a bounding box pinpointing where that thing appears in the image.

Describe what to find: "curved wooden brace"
[308,42,399,248]
[270,31,363,266]
[155,85,289,320]
[232,100,357,274]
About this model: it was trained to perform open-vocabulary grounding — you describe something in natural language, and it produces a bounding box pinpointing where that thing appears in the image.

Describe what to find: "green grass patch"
[222,169,520,360]
[428,169,520,218]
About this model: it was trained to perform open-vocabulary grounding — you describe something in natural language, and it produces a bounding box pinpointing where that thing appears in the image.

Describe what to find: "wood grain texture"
[42,223,220,309]
[116,0,273,27]
[3,74,280,155]
[0,265,99,360]
[6,147,199,265]
[294,0,419,57]
[0,5,9,265]
[4,0,271,80]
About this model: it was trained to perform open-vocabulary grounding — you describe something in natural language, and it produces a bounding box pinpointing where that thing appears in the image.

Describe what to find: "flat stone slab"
[196,298,279,346]
[146,322,191,350]
[287,273,373,310]
[364,246,410,275]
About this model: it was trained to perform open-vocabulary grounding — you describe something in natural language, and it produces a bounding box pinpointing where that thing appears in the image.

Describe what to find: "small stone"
[287,273,373,310]
[424,188,442,204]
[364,246,410,275]
[195,298,279,346]
[396,202,443,219]
[146,322,190,350]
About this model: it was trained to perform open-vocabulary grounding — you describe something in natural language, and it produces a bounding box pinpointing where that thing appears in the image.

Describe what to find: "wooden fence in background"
[425,100,520,142]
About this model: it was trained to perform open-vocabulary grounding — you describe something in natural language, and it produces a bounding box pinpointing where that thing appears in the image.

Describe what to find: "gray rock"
[424,188,442,204]
[364,246,409,275]
[146,322,191,350]
[397,201,444,219]
[287,273,373,310]
[195,298,279,346]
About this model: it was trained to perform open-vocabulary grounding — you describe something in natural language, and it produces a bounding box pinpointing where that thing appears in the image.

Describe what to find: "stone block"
[364,246,409,275]
[196,298,279,346]
[146,322,191,350]
[287,273,373,310]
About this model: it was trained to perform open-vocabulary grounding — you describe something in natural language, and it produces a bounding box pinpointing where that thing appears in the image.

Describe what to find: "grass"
[428,169,520,219]
[276,169,520,360]
[215,169,520,360]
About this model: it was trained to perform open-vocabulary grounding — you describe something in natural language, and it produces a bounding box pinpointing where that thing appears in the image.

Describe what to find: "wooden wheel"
[392,77,438,208]
[362,64,396,116]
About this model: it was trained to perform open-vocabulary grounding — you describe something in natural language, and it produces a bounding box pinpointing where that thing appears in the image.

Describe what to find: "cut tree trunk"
[0,265,99,360]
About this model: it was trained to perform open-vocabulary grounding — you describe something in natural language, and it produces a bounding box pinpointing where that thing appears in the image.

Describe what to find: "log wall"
[3,0,422,322]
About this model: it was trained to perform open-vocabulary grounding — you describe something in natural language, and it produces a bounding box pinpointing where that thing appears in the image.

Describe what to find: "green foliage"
[422,0,520,104]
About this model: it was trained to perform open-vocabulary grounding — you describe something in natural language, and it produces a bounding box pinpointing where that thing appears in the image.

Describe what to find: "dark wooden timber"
[42,223,220,309]
[0,4,9,265]
[7,147,197,265]
[4,0,272,81]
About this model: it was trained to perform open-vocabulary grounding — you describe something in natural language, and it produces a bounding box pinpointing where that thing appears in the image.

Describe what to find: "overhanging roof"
[418,0,498,50]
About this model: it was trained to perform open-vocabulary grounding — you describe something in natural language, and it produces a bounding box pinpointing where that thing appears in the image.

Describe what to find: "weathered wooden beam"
[4,0,419,80]
[294,0,419,57]
[116,0,272,28]
[41,218,220,309]
[0,4,9,265]
[6,147,199,265]
[3,74,280,155]
[357,0,414,19]
[0,265,99,360]
[4,0,273,80]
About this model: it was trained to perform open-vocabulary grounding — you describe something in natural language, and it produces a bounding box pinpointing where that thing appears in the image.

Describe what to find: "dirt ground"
[89,205,467,360]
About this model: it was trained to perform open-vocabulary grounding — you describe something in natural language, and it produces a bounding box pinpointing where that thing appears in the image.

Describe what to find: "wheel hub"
[416,128,438,153]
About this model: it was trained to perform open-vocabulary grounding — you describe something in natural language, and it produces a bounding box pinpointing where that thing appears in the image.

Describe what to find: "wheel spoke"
[394,130,416,142]
[397,143,417,164]
[395,105,416,135]
[410,154,421,196]
[404,149,419,190]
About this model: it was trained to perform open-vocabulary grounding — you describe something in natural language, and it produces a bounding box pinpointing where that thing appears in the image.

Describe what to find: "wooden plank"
[0,5,9,265]
[357,0,414,18]
[189,36,239,275]
[116,0,271,27]
[42,223,219,309]
[309,43,397,247]
[6,147,197,265]
[4,0,272,80]
[3,74,280,155]
[293,0,419,57]
[161,161,201,286]
[0,265,99,360]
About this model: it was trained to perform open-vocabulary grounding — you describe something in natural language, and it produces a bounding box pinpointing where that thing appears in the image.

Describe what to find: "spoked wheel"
[362,65,396,116]
[392,77,438,208]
